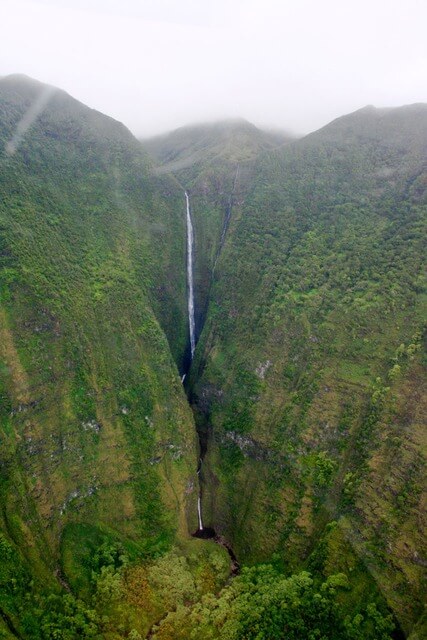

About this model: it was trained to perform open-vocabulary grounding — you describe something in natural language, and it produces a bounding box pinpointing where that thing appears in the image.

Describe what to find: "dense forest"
[0,75,425,639]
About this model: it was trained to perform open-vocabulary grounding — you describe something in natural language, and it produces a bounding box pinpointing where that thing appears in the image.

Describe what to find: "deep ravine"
[183,190,239,574]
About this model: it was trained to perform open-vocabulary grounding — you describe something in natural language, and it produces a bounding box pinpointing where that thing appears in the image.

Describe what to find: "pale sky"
[1,0,426,137]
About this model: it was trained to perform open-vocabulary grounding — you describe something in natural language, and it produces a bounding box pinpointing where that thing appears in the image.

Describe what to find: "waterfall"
[197,496,203,530]
[185,191,196,360]
[185,191,203,531]
[196,456,203,530]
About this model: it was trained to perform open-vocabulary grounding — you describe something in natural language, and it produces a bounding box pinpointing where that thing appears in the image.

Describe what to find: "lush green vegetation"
[183,105,426,636]
[0,529,230,639]
[0,75,200,636]
[152,565,394,640]
[2,524,394,640]
[0,75,425,638]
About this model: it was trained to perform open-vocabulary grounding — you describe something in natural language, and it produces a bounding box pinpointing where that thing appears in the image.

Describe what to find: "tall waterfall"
[197,496,203,530]
[185,191,196,360]
[185,191,203,531]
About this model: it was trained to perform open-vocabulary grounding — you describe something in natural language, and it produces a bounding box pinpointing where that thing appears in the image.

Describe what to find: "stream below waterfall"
[183,190,239,575]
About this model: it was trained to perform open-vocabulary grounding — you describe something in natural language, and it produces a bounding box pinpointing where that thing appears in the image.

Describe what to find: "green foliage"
[0,75,197,638]
[0,77,425,639]
[92,541,128,574]
[153,565,394,639]
[313,451,338,487]
[148,552,197,611]
[185,103,426,633]
[0,530,100,639]
[39,595,99,640]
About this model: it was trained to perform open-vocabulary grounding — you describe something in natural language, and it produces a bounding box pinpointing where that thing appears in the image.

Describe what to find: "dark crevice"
[212,164,240,273]
[0,609,22,639]
[391,621,406,640]
[193,528,240,576]
[180,339,193,380]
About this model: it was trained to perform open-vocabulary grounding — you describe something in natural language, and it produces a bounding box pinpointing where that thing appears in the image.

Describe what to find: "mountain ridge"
[184,96,426,637]
[142,118,294,173]
[302,102,427,150]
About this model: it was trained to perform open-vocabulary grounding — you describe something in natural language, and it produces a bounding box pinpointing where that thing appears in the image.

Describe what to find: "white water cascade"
[185,191,196,360]
[185,191,203,531]
[197,496,203,530]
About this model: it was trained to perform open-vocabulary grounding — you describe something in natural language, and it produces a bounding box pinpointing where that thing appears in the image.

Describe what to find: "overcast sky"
[1,0,426,137]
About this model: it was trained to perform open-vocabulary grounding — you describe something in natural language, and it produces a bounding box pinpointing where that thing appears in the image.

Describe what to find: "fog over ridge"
[1,0,426,137]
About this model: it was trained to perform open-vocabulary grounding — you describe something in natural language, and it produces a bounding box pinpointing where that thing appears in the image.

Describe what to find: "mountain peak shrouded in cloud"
[142,118,295,172]
[0,73,139,151]
[4,73,425,165]
[1,0,426,137]
[302,102,427,155]
[1,73,54,96]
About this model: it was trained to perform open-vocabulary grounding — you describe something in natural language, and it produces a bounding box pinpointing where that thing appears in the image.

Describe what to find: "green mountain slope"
[187,104,427,635]
[0,75,204,637]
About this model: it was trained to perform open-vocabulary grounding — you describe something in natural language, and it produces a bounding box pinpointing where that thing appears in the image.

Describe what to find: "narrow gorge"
[183,189,241,578]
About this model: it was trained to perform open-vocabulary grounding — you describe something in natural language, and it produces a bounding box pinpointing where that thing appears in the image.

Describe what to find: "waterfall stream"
[185,191,196,360]
[185,191,203,531]
[184,190,240,572]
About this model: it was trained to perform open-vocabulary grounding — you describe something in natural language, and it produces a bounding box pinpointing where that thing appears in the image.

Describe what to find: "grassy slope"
[0,75,202,635]
[189,104,427,635]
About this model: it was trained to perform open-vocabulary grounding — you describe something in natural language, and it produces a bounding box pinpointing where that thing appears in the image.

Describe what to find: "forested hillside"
[179,104,426,638]
[0,75,215,639]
